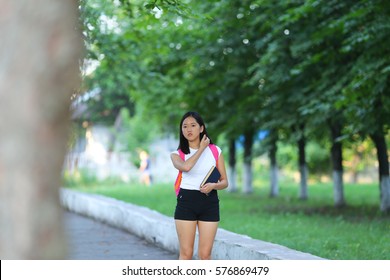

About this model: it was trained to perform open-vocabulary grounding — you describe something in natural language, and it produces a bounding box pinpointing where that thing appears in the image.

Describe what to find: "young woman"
[170,111,228,260]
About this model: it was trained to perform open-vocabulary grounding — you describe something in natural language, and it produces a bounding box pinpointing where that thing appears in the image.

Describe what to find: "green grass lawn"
[65,180,390,260]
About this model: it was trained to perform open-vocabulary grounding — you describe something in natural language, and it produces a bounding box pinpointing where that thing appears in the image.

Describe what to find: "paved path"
[64,211,177,260]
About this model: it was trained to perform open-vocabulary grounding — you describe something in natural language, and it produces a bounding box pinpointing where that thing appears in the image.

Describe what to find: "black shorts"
[174,189,220,222]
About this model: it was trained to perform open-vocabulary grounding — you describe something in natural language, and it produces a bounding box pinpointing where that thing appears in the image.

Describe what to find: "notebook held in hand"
[200,165,221,186]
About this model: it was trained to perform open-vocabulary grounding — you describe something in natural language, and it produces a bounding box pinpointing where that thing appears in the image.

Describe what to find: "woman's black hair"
[178,111,213,154]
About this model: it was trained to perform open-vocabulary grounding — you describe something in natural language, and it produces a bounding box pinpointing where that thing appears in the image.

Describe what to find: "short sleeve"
[217,146,222,156]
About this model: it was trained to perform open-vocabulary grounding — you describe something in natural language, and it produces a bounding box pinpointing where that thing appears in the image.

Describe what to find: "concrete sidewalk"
[61,189,324,260]
[64,211,177,260]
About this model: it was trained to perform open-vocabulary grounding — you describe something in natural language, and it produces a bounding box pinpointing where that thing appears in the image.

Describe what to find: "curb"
[60,188,324,260]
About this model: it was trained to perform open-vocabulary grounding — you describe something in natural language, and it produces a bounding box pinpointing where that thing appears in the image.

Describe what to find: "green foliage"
[62,168,99,187]
[79,0,139,124]
[276,143,297,170]
[144,0,193,18]
[115,107,159,165]
[80,0,390,138]
[77,0,390,210]
[80,0,390,141]
[62,168,125,188]
[306,141,332,176]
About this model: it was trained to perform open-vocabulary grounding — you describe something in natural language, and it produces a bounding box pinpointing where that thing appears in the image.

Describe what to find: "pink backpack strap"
[209,144,219,167]
[174,149,185,196]
[178,149,185,160]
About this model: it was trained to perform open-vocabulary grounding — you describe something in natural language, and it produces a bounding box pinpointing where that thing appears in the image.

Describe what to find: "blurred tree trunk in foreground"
[0,0,82,259]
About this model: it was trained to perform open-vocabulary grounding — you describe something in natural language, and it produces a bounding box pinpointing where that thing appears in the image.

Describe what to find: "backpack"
[174,144,219,196]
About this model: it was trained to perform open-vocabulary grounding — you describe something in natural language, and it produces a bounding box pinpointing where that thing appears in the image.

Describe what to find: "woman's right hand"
[200,134,210,150]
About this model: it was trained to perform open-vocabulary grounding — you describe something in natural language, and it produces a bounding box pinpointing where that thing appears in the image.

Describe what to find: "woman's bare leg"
[197,221,218,260]
[175,220,197,260]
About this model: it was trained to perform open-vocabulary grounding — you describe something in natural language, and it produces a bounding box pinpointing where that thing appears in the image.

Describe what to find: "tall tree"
[249,0,313,199]
[227,139,238,192]
[335,0,390,212]
[249,0,390,211]
[0,0,82,258]
[329,116,346,207]
[243,130,255,194]
[267,129,279,197]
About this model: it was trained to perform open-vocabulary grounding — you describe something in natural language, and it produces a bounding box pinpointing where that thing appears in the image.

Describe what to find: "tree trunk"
[227,139,238,192]
[329,119,346,207]
[298,134,308,200]
[268,131,279,197]
[0,0,82,259]
[370,133,390,213]
[243,131,254,194]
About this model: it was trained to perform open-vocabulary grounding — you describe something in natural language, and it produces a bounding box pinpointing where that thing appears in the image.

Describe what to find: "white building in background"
[64,124,178,184]
[148,135,179,183]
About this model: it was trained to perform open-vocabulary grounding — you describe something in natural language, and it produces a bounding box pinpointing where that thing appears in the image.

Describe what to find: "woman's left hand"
[200,183,215,194]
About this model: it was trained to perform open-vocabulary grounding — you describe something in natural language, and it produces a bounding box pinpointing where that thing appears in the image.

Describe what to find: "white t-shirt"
[172,145,221,191]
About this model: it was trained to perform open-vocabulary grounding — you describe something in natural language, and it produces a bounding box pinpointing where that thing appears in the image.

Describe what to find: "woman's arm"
[170,135,210,172]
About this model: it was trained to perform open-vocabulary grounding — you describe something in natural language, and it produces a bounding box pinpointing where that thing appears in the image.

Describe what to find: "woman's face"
[182,116,203,142]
